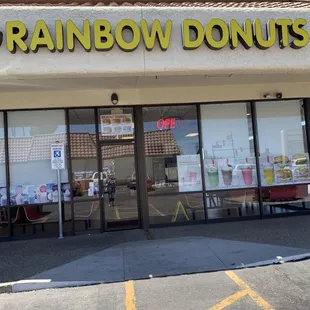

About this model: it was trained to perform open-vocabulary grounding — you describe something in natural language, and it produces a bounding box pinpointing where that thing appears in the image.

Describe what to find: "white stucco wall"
[0,6,310,78]
[0,80,309,110]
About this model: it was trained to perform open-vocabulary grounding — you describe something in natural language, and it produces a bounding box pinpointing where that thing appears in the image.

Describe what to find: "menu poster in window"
[73,171,94,181]
[292,153,310,183]
[205,157,257,190]
[177,155,202,192]
[73,171,85,181]
[84,171,94,180]
[101,114,133,136]
[260,154,310,186]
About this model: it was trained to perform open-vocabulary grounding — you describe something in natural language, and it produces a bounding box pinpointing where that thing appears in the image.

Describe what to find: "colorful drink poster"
[205,157,257,189]
[177,155,202,192]
[101,114,133,136]
[259,156,275,186]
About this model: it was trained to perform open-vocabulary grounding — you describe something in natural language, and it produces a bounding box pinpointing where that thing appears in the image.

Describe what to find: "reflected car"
[92,171,108,193]
[127,172,153,192]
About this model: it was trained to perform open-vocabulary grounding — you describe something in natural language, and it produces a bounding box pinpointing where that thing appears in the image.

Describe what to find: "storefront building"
[1,0,310,239]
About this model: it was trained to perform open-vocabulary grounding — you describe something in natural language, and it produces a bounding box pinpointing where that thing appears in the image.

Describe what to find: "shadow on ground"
[2,215,310,289]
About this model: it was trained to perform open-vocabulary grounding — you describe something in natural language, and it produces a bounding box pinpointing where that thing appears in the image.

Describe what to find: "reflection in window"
[201,103,257,192]
[0,113,6,206]
[148,193,205,224]
[69,109,98,201]
[8,110,69,206]
[0,113,7,237]
[206,189,260,219]
[256,100,310,215]
[143,106,203,225]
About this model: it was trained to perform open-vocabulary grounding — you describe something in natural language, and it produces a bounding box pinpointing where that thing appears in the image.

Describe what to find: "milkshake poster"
[205,157,257,189]
[177,155,202,192]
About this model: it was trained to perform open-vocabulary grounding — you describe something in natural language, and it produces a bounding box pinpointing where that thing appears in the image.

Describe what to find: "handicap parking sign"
[54,150,61,158]
[51,144,65,170]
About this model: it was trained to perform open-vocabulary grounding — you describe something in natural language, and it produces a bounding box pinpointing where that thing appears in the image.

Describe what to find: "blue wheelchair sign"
[54,150,62,158]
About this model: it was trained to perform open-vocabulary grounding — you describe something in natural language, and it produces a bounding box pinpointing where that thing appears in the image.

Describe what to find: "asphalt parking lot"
[1,259,310,310]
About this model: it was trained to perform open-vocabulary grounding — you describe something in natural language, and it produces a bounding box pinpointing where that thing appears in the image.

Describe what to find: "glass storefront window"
[256,100,310,214]
[8,110,69,206]
[201,103,259,218]
[99,108,134,141]
[0,113,7,237]
[143,105,203,225]
[201,103,257,190]
[206,189,259,219]
[256,100,308,186]
[69,109,98,201]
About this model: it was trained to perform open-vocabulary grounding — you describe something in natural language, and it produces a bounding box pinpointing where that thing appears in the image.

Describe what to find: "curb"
[3,252,310,294]
[11,280,104,293]
[233,252,310,269]
[0,285,12,294]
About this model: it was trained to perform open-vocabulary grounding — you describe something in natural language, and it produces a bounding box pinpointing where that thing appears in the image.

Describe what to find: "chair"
[22,206,49,223]
[74,201,99,229]
[0,206,21,224]
[184,194,204,220]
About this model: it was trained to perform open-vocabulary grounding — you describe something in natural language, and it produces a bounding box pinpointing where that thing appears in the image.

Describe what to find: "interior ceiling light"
[185,133,198,137]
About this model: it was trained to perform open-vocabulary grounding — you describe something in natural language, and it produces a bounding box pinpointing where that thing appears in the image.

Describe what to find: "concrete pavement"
[2,259,310,309]
[2,215,310,293]
[10,236,310,292]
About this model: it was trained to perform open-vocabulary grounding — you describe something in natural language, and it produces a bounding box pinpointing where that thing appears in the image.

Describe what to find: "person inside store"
[107,173,116,207]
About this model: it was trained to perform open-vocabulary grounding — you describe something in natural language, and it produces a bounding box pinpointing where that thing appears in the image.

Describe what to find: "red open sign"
[156,117,181,130]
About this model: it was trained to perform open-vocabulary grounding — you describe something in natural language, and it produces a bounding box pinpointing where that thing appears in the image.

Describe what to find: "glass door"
[100,143,139,230]
[98,107,139,230]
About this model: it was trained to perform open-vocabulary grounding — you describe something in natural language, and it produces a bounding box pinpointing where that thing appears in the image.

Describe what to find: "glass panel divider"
[250,101,264,219]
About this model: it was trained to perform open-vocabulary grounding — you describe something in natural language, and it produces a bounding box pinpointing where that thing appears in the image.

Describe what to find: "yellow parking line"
[225,271,274,310]
[114,206,120,219]
[209,289,248,310]
[125,280,136,310]
[149,204,165,216]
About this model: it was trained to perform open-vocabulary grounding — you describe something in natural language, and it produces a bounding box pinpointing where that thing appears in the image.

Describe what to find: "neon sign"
[156,117,183,130]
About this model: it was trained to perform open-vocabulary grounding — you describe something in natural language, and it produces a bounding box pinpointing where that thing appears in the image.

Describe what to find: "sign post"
[51,143,65,239]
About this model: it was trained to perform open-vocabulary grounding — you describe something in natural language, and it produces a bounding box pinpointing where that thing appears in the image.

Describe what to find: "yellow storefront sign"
[4,18,309,53]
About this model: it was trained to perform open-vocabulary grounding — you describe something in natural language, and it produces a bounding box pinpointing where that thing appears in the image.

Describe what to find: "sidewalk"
[1,215,310,293]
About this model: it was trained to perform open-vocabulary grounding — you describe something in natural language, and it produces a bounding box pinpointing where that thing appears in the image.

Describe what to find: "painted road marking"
[225,271,274,310]
[149,204,165,216]
[114,206,121,219]
[125,280,136,310]
[209,289,248,310]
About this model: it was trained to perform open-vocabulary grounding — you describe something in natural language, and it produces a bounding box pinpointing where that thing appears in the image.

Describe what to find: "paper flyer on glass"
[0,184,6,207]
[10,183,71,205]
[177,155,202,192]
[259,153,310,186]
[100,114,133,136]
[205,157,257,190]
